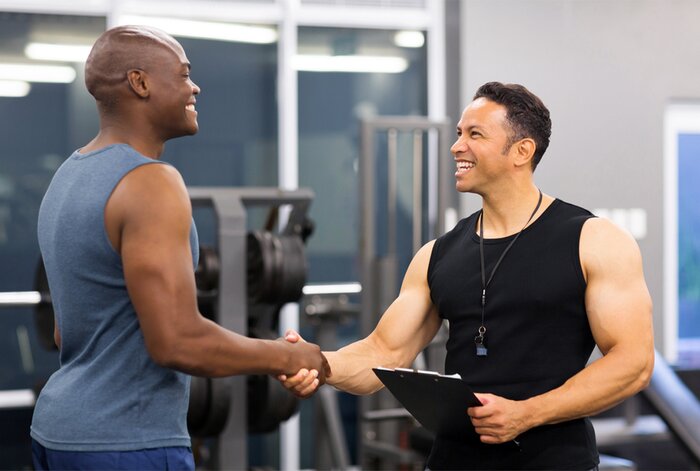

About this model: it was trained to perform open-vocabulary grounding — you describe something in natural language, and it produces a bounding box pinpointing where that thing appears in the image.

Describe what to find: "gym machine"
[358,115,454,469]
[0,187,315,470]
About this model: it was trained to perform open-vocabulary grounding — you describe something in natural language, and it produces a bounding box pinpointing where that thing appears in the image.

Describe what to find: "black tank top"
[426,199,599,470]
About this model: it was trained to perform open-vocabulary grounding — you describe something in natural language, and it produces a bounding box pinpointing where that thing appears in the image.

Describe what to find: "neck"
[479,184,545,238]
[81,118,165,159]
[81,110,165,159]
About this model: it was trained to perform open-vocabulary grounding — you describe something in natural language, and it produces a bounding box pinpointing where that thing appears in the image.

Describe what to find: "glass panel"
[678,132,700,366]
[159,31,278,249]
[0,11,105,385]
[297,26,427,468]
[298,27,427,284]
[0,12,106,468]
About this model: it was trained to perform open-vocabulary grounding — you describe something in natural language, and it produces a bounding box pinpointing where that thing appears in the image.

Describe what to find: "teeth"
[456,161,474,170]
[186,104,195,111]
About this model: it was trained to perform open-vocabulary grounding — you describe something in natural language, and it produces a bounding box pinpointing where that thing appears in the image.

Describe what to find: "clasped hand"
[275,332,531,445]
[277,330,327,398]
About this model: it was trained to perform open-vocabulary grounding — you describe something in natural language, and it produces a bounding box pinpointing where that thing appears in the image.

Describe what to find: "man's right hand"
[277,330,326,398]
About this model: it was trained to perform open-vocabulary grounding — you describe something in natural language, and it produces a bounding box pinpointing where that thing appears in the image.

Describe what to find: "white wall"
[458,0,700,354]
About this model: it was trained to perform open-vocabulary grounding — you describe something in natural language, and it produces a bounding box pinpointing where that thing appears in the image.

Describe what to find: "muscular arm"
[106,163,328,378]
[469,217,654,443]
[288,241,443,395]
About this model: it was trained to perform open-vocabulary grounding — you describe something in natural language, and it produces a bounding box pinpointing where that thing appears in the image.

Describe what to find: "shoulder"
[110,161,191,223]
[580,217,643,277]
[549,198,595,221]
[580,216,636,247]
[437,212,478,244]
[119,161,187,197]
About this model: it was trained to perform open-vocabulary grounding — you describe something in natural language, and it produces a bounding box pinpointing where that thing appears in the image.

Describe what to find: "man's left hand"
[468,393,531,444]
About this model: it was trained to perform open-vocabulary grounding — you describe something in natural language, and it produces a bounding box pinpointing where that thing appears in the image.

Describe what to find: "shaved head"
[85,25,183,109]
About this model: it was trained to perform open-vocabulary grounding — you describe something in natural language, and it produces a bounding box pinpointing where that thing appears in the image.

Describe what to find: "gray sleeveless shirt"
[31,144,199,451]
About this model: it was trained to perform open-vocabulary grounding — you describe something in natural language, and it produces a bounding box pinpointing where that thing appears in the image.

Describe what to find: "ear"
[512,138,536,169]
[126,69,149,98]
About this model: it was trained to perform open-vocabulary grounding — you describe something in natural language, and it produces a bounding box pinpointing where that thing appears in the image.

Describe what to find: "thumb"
[474,392,498,407]
[284,329,302,343]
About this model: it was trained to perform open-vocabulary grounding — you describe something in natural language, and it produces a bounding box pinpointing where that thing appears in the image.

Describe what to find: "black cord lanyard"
[475,189,543,356]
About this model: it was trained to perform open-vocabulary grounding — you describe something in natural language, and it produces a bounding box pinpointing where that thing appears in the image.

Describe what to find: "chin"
[184,123,199,136]
[455,182,472,194]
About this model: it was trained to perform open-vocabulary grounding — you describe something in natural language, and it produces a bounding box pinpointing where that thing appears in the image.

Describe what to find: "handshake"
[276,329,328,398]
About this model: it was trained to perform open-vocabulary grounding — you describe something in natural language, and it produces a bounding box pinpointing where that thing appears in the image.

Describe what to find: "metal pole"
[412,130,423,254]
[387,128,398,257]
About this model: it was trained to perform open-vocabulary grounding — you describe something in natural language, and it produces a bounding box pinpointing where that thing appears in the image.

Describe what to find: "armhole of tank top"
[426,237,441,307]
[427,236,442,284]
[573,214,596,289]
[101,160,169,260]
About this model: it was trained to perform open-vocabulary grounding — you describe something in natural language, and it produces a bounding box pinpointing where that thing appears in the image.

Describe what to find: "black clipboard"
[373,367,482,439]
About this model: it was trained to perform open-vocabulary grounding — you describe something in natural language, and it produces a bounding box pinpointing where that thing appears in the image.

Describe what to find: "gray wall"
[457,0,700,353]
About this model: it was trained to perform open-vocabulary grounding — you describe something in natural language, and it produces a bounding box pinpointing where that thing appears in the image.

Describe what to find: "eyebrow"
[457,124,485,133]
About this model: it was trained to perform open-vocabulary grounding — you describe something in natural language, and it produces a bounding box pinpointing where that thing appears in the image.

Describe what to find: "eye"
[470,131,482,138]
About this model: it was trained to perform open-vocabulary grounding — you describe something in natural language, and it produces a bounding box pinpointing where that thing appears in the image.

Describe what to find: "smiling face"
[451,98,515,194]
[141,39,201,140]
[85,25,201,142]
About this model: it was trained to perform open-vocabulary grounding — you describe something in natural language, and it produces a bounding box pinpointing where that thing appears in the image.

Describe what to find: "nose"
[451,136,466,156]
[192,81,201,95]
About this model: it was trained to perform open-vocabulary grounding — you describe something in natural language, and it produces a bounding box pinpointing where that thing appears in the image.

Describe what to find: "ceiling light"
[0,64,76,83]
[25,43,92,63]
[394,30,425,48]
[0,81,31,97]
[294,55,408,73]
[117,15,278,44]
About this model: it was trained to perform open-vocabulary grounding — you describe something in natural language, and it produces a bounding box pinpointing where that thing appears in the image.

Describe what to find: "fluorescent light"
[118,15,278,44]
[25,42,92,63]
[302,283,362,296]
[0,389,35,409]
[0,63,76,83]
[294,54,408,73]
[394,30,425,48]
[0,80,31,97]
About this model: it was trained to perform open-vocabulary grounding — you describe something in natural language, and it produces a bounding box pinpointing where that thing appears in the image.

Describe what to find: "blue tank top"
[31,143,199,451]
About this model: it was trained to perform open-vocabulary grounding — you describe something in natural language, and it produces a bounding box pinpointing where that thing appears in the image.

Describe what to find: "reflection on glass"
[161,35,278,190]
[298,27,427,283]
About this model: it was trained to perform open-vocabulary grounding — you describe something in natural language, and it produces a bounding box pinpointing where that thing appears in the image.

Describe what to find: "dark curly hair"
[473,82,551,170]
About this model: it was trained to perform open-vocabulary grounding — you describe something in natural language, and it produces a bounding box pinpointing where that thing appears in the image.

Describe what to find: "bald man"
[30,25,329,470]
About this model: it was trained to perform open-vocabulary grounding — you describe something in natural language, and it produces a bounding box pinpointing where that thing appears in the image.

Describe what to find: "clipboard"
[372,367,482,439]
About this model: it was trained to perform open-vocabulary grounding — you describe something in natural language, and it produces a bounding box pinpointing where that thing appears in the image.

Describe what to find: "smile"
[455,160,474,174]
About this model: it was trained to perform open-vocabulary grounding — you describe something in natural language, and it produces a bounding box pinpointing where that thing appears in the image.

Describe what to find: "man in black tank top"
[280,82,654,470]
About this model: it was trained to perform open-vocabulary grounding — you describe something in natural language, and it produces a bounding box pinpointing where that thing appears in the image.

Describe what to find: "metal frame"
[188,186,314,470]
[358,115,452,468]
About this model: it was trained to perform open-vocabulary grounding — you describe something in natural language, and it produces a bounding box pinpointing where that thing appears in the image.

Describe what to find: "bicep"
[109,164,199,355]
[581,219,653,355]
[370,241,442,364]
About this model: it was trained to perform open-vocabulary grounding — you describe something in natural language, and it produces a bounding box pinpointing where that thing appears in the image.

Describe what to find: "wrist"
[521,396,545,430]
[269,338,292,375]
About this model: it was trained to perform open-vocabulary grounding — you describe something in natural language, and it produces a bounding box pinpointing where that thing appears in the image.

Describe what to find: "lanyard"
[475,189,543,356]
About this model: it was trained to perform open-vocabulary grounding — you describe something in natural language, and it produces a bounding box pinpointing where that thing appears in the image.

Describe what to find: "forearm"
[523,346,653,429]
[325,336,410,395]
[154,316,292,377]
